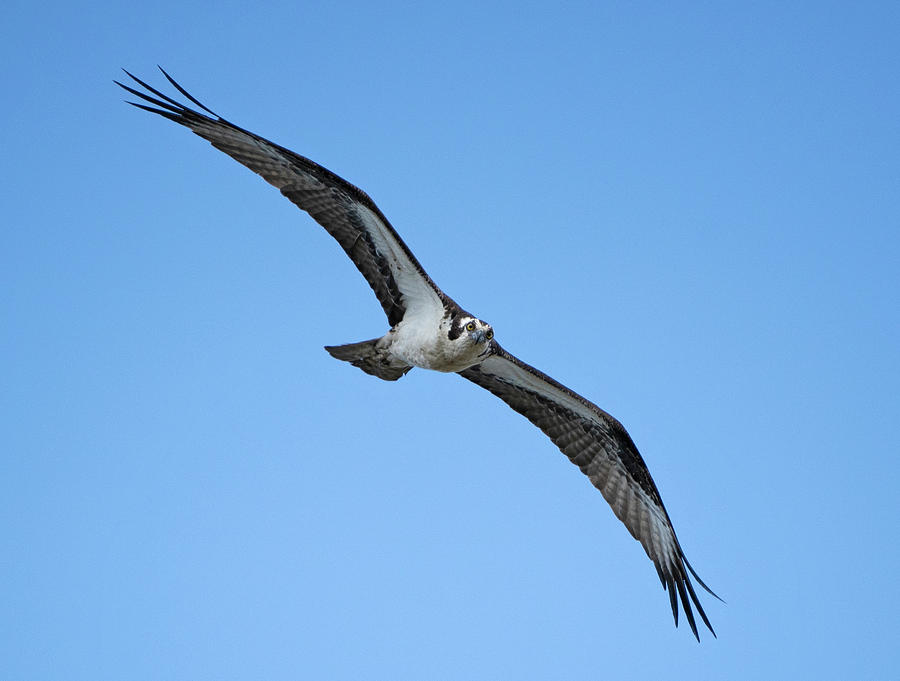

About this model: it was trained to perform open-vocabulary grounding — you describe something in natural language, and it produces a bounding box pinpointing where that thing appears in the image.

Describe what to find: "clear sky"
[3,1,899,679]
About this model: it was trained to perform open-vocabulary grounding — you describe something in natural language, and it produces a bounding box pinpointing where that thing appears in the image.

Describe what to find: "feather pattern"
[116,68,444,327]
[460,347,720,639]
[117,68,720,639]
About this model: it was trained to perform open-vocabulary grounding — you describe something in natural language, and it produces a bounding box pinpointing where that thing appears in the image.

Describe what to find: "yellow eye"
[486,329,494,340]
[465,322,476,332]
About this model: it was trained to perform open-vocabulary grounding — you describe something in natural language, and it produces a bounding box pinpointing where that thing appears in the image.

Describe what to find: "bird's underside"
[117,67,721,639]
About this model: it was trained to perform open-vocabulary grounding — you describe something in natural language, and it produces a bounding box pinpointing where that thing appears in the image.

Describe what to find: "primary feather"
[118,67,721,639]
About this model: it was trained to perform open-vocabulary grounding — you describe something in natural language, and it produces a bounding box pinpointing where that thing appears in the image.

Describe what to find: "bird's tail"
[324,338,413,382]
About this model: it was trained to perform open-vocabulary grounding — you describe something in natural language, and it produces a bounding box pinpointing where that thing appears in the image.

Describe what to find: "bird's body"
[389,312,493,373]
[325,308,493,379]
[118,68,720,639]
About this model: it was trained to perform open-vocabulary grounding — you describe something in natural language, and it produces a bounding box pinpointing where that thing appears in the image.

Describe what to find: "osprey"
[118,68,720,639]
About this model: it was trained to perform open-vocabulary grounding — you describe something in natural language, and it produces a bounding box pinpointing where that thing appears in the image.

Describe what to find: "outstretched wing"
[459,346,720,640]
[116,68,444,327]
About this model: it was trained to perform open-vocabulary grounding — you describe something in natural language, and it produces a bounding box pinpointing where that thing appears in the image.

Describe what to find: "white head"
[448,314,494,359]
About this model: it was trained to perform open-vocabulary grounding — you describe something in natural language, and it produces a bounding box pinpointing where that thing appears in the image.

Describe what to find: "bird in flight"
[117,67,720,639]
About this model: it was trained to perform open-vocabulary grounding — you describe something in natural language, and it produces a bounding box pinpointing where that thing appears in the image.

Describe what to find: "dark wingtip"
[684,556,726,604]
[116,66,229,131]
[156,64,220,117]
[659,555,719,641]
[665,574,679,628]
[674,575,699,640]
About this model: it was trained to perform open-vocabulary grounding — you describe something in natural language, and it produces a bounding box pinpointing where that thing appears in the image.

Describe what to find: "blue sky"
[3,1,899,679]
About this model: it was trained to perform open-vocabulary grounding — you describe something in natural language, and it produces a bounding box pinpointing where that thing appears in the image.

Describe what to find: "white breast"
[388,311,484,373]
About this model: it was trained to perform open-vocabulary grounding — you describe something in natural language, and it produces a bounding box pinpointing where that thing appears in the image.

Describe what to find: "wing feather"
[119,68,721,638]
[459,347,720,640]
[117,68,444,326]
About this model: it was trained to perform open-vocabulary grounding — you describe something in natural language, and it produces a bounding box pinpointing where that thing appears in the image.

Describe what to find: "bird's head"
[449,314,494,357]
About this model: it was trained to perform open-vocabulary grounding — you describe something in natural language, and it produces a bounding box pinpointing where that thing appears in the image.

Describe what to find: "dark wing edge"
[115,67,446,327]
[459,346,722,640]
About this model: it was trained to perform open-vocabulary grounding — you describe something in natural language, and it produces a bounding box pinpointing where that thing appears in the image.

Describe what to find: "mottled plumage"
[117,68,720,639]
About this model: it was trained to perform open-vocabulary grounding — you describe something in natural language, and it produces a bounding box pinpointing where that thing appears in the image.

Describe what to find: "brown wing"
[116,68,446,327]
[460,346,719,640]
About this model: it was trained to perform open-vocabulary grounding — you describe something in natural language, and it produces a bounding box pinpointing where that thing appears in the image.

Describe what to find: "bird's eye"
[486,329,494,340]
[465,322,476,332]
